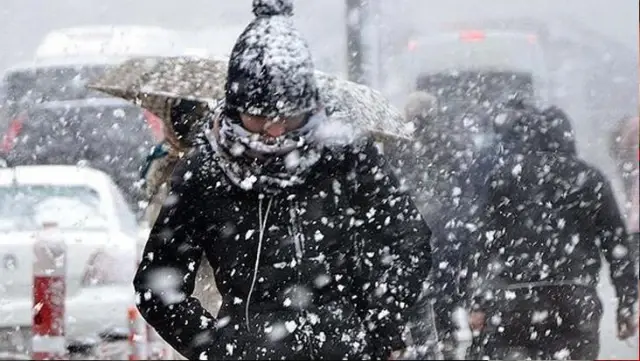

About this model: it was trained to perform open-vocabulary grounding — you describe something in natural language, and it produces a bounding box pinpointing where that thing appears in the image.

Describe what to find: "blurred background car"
[0,25,190,213]
[0,165,139,355]
[2,25,187,118]
[0,74,163,211]
[398,29,551,111]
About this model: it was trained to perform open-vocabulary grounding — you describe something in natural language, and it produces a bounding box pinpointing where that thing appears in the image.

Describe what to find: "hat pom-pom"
[252,0,294,17]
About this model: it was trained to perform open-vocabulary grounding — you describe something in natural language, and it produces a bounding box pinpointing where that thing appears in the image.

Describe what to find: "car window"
[416,71,535,105]
[12,104,151,155]
[0,70,36,106]
[0,184,107,230]
[0,70,36,127]
[34,65,112,103]
[385,32,548,105]
[1,64,112,107]
[0,64,116,132]
[4,103,155,209]
[35,65,113,102]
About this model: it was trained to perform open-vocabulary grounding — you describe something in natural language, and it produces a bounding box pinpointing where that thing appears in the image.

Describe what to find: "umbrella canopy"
[88,55,413,148]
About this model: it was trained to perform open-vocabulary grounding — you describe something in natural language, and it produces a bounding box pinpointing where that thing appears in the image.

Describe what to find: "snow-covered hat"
[224,0,320,119]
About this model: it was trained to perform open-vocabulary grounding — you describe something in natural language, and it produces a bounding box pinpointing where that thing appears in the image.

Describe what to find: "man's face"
[239,113,306,138]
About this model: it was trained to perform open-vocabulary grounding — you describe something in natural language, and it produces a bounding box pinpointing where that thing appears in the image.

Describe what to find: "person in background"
[609,114,639,287]
[466,101,638,360]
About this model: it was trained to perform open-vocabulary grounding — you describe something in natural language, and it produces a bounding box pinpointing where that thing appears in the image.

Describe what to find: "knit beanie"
[224,0,320,119]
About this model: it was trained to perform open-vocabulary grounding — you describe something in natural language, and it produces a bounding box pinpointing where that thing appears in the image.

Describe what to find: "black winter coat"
[467,106,638,315]
[133,137,432,360]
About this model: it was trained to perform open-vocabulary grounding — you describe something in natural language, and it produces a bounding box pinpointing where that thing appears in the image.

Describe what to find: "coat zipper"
[245,195,273,331]
[289,203,305,261]
[288,200,315,358]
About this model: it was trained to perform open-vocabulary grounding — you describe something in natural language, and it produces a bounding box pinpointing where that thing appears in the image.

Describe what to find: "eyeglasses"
[239,113,306,136]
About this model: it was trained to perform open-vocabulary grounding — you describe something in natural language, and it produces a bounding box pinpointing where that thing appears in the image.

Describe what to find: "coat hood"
[494,102,577,155]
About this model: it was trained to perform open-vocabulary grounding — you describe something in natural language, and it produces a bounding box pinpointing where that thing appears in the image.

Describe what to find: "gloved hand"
[616,306,638,340]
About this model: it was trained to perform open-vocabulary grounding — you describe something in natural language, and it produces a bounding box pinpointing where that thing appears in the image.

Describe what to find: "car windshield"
[1,64,112,107]
[406,33,545,76]
[0,185,107,230]
[386,32,548,105]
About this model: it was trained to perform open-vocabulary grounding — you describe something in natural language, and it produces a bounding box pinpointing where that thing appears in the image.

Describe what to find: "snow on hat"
[224,0,320,119]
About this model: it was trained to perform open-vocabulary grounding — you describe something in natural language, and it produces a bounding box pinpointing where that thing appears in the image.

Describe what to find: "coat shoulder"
[170,142,231,200]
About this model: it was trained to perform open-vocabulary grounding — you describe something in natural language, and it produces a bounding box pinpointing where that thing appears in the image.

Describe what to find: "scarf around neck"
[205,107,326,194]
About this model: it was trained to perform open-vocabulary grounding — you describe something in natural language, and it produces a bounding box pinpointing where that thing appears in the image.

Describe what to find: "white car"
[34,25,187,60]
[0,165,141,354]
[183,25,246,59]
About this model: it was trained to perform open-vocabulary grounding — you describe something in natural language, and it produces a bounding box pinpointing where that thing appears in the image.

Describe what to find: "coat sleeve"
[464,190,499,311]
[593,174,638,315]
[463,162,506,312]
[133,150,217,360]
[350,140,433,357]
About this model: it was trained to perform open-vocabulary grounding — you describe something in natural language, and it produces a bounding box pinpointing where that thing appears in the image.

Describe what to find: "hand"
[388,349,404,360]
[389,348,420,360]
[617,311,638,340]
[469,311,486,331]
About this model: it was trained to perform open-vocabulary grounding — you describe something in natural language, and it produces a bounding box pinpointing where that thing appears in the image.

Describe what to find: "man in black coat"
[465,102,638,360]
[133,0,432,359]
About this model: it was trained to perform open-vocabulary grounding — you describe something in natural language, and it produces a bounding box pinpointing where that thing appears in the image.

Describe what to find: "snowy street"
[0,0,638,360]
